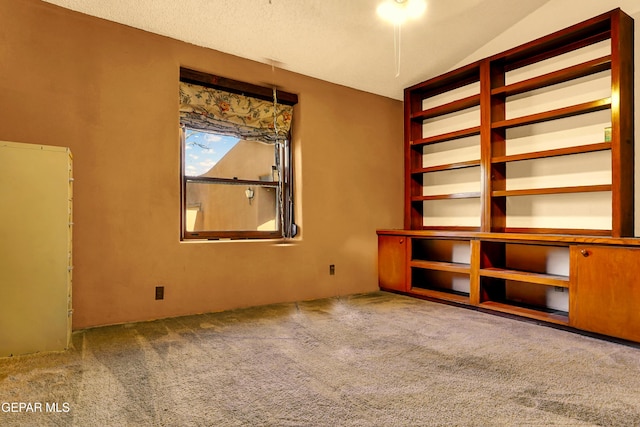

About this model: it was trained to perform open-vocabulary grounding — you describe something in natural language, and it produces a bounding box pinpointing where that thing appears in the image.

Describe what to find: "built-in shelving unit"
[404,8,633,237]
[380,9,640,343]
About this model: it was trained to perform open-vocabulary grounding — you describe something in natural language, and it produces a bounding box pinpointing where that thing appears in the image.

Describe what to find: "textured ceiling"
[42,0,551,100]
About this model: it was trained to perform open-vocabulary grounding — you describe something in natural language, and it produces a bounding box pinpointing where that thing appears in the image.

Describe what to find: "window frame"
[179,68,298,241]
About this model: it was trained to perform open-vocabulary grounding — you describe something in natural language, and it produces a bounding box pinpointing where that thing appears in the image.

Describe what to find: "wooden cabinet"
[378,231,640,342]
[570,246,640,342]
[378,235,407,292]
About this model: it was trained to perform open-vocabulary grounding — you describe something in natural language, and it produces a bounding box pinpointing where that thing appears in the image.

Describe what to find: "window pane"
[184,129,276,181]
[186,182,279,232]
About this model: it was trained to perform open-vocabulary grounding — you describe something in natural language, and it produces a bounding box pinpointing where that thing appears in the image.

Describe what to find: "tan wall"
[0,0,404,329]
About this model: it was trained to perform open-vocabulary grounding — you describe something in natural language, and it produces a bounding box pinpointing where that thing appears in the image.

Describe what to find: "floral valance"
[179,82,293,143]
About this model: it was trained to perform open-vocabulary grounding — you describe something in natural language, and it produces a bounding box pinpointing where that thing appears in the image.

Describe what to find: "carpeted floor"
[1,291,640,426]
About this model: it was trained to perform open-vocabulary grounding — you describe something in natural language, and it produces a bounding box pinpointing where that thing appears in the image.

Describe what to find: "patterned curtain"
[179,82,293,143]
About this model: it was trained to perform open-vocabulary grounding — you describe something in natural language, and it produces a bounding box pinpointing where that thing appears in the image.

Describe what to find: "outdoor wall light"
[245,187,255,205]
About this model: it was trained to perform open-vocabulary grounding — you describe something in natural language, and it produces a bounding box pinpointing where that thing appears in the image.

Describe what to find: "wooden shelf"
[411,94,480,122]
[492,55,611,97]
[407,61,480,98]
[412,192,481,201]
[492,98,611,130]
[411,260,470,274]
[492,184,611,198]
[409,287,470,305]
[411,160,481,174]
[502,29,611,73]
[492,143,611,164]
[411,126,480,147]
[478,301,569,325]
[479,267,569,287]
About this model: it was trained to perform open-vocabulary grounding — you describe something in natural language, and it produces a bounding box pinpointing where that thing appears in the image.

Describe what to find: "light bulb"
[377,0,426,25]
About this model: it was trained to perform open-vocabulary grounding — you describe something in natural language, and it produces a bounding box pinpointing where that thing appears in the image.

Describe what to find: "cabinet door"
[570,246,640,342]
[378,235,407,292]
[0,142,72,356]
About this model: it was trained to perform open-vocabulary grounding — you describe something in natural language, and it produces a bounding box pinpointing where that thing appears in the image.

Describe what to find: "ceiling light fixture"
[376,0,427,25]
[376,0,427,77]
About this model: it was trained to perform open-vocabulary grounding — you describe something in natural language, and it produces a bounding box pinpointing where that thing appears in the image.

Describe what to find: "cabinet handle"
[580,249,590,257]
[399,239,404,244]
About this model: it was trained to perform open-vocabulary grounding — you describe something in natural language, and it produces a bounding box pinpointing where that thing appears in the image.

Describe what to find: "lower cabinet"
[378,235,407,292]
[378,231,640,343]
[570,245,640,342]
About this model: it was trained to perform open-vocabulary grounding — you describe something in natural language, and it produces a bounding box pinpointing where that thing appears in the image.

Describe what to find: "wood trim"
[405,87,424,229]
[376,229,640,246]
[610,10,635,237]
[180,67,298,105]
[185,176,278,187]
[183,230,282,240]
[469,240,481,305]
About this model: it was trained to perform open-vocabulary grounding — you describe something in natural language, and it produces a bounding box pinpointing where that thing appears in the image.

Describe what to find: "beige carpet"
[1,291,640,426]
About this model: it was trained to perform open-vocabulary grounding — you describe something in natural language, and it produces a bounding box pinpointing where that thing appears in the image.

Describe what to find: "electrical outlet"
[155,286,164,300]
[329,264,335,275]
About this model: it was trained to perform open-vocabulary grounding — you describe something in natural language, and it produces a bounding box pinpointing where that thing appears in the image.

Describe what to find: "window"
[179,68,298,240]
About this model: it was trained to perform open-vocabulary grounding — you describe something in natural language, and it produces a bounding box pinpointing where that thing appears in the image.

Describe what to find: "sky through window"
[184,130,239,176]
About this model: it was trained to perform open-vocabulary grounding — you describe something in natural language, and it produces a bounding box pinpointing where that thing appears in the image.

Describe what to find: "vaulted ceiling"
[42,0,551,99]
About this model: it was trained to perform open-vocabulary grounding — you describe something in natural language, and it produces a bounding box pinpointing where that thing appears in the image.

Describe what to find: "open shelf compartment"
[478,240,570,323]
